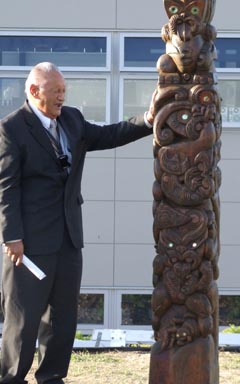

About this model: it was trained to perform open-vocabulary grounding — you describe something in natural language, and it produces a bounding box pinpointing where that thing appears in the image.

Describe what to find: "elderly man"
[0,62,156,384]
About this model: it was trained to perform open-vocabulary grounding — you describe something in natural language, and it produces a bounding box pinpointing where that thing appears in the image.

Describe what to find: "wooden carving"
[149,1,221,383]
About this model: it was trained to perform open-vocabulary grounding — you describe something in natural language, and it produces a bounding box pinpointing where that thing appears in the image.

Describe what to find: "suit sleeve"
[83,114,153,151]
[0,122,23,243]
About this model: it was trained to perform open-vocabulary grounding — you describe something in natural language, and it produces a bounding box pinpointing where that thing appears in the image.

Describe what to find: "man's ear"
[30,84,39,98]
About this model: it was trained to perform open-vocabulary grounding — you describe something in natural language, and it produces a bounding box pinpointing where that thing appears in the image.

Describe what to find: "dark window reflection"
[215,38,240,68]
[124,37,240,69]
[0,293,104,325]
[0,36,107,67]
[77,294,104,324]
[124,37,165,67]
[122,294,152,325]
[219,295,240,326]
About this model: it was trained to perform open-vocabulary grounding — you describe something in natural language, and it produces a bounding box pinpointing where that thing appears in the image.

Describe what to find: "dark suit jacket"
[0,101,152,255]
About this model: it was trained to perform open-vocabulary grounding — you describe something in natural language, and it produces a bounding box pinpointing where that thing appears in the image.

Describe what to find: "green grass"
[222,324,240,333]
[26,350,240,384]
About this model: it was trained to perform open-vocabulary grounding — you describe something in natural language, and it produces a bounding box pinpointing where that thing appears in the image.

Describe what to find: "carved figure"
[149,1,221,383]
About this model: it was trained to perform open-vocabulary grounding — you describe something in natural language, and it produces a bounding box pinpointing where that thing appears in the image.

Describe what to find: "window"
[121,294,152,326]
[77,293,104,325]
[218,79,240,123]
[120,77,157,120]
[122,36,165,69]
[65,78,108,123]
[215,38,240,69]
[121,35,240,71]
[0,78,25,118]
[0,76,109,123]
[219,295,240,326]
[0,35,109,69]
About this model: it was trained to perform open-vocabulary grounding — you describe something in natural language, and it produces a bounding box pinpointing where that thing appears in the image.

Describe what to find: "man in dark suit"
[0,62,156,383]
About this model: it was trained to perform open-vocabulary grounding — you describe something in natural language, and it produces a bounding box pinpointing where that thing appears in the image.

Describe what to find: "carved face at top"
[164,0,216,23]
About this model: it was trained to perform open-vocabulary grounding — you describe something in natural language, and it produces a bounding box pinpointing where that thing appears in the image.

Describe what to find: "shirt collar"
[28,99,51,129]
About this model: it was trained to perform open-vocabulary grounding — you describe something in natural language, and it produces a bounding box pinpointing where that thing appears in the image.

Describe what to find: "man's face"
[32,71,66,119]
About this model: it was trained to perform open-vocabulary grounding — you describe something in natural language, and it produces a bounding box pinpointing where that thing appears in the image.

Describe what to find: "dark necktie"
[48,119,62,154]
[49,119,59,143]
[47,120,71,173]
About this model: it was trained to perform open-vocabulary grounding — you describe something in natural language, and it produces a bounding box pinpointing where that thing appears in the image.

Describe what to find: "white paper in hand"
[22,254,46,280]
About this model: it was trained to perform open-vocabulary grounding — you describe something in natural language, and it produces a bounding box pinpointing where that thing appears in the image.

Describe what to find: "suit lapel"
[22,102,57,160]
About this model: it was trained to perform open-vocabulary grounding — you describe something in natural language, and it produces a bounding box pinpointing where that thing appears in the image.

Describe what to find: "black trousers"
[0,229,82,384]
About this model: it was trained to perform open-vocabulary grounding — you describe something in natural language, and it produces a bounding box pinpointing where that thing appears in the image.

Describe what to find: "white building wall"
[0,0,239,330]
[218,130,240,293]
[0,0,238,32]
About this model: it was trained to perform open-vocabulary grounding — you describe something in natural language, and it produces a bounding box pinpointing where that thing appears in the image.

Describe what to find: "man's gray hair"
[25,62,62,98]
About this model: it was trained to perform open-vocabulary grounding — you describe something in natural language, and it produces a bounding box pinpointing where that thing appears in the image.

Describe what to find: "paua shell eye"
[179,112,190,123]
[169,6,179,14]
[191,6,199,15]
[199,91,213,104]
[182,114,189,120]
[168,242,174,248]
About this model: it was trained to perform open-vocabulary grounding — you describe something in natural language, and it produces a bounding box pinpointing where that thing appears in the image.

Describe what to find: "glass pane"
[122,294,152,325]
[65,78,106,122]
[123,79,156,120]
[0,36,107,67]
[124,37,240,69]
[0,77,107,123]
[218,79,240,123]
[0,78,25,118]
[0,293,104,325]
[124,37,165,68]
[219,295,240,326]
[215,38,240,68]
[77,294,104,324]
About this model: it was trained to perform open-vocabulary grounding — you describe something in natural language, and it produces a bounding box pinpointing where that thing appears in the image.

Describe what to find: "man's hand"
[4,240,24,266]
[146,89,159,125]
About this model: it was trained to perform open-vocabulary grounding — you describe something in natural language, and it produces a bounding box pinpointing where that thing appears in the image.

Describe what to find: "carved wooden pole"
[149,1,221,383]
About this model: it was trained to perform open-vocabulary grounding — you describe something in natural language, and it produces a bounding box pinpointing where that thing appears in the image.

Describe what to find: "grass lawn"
[25,350,240,383]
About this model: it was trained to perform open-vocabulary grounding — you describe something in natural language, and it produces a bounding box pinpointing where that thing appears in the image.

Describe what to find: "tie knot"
[49,119,57,130]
